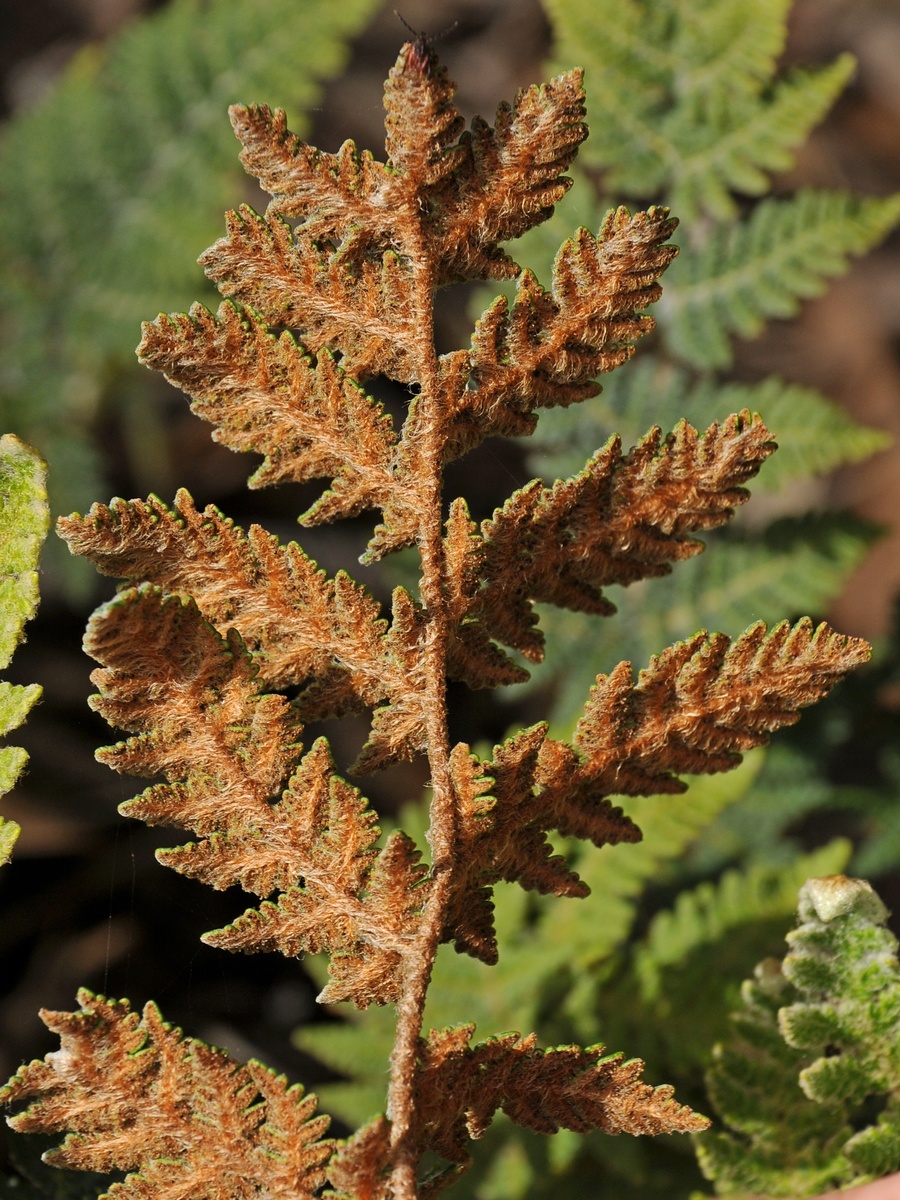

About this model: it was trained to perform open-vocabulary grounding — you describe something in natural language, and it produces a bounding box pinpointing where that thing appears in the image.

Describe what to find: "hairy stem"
[387,252,456,1200]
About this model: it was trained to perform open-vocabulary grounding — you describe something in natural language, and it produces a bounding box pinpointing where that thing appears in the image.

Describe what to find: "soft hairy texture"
[2,991,332,1199]
[20,37,870,1200]
[698,876,900,1196]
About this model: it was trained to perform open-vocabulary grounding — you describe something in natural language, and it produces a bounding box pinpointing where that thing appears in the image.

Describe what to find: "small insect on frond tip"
[394,10,458,74]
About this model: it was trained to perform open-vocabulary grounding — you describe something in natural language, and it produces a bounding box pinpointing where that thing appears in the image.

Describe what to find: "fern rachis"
[1,38,872,1200]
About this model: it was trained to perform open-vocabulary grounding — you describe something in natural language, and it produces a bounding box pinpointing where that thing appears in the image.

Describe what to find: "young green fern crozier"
[2,40,871,1200]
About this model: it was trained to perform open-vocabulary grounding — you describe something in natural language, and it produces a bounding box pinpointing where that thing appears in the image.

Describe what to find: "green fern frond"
[0,0,380,524]
[636,513,880,642]
[842,756,900,879]
[698,876,900,1195]
[660,190,900,367]
[634,841,852,1006]
[664,57,856,222]
[584,842,853,1094]
[534,363,890,494]
[548,760,763,972]
[542,0,854,220]
[543,0,795,150]
[685,742,838,874]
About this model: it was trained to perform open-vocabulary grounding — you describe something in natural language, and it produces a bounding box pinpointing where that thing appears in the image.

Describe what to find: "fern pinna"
[2,40,870,1200]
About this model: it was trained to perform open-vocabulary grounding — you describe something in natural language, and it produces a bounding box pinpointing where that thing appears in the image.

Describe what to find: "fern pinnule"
[440,604,867,965]
[451,207,679,456]
[326,1022,710,1197]
[62,491,389,693]
[573,619,870,791]
[436,617,868,967]
[86,586,303,810]
[471,410,776,661]
[438,70,589,264]
[443,724,647,963]
[441,500,530,692]
[414,1024,709,1158]
[63,495,428,758]
[197,206,416,385]
[227,103,393,233]
[204,826,429,1008]
[137,303,406,530]
[2,990,332,1199]
[326,1116,394,1200]
[156,735,379,898]
[444,729,602,964]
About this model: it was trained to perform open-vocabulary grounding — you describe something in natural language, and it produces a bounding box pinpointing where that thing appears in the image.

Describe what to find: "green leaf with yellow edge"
[0,435,47,865]
[0,436,48,669]
[0,816,19,867]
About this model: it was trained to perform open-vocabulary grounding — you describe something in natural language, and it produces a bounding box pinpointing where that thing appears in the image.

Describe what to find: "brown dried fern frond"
[84,585,427,1007]
[448,409,776,663]
[1,991,332,1199]
[64,495,428,765]
[28,35,872,1200]
[413,1024,708,1165]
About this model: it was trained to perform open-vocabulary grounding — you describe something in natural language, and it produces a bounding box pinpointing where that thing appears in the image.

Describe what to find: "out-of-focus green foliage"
[543,0,854,223]
[0,0,381,544]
